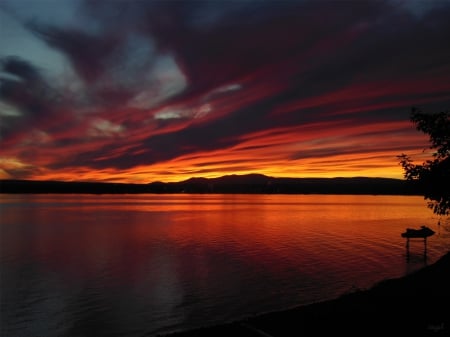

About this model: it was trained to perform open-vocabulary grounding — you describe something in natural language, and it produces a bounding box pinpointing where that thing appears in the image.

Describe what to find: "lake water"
[1,194,449,337]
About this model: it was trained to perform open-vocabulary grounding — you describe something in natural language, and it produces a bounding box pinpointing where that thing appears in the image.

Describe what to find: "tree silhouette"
[398,107,450,215]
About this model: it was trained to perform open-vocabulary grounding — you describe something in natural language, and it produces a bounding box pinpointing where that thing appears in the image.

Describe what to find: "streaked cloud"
[87,118,125,138]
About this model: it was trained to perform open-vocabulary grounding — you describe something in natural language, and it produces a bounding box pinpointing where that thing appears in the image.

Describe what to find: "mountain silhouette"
[0,174,421,195]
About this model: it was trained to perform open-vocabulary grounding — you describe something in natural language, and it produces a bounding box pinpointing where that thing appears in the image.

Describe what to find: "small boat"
[401,225,435,238]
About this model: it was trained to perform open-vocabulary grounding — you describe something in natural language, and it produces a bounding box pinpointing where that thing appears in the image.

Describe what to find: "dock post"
[424,237,427,255]
[406,237,410,261]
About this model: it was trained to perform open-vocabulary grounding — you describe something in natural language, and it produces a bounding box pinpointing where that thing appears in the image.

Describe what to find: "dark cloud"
[0,57,59,142]
[28,22,120,83]
[1,56,42,83]
[134,0,385,101]
[21,0,450,109]
[34,0,385,103]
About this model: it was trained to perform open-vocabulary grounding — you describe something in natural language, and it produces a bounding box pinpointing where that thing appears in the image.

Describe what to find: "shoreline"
[163,251,450,337]
[0,176,421,196]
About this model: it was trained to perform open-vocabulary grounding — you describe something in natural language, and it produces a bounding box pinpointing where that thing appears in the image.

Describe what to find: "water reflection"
[1,194,449,337]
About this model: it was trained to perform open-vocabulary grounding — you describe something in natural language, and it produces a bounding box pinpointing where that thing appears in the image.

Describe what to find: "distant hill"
[0,174,422,195]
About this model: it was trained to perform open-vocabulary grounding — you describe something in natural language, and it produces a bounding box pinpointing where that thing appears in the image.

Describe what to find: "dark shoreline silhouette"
[0,174,422,195]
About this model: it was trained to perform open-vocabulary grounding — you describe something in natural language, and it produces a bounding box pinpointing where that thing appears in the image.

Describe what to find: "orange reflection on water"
[1,193,449,337]
[1,194,446,287]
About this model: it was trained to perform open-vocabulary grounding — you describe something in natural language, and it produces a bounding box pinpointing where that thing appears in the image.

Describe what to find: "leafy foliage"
[398,108,450,215]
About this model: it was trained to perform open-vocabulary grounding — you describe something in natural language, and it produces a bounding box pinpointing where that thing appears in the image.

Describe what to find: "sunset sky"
[1,0,450,183]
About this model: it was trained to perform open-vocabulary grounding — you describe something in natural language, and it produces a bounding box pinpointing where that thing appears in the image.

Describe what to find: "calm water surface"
[1,194,449,337]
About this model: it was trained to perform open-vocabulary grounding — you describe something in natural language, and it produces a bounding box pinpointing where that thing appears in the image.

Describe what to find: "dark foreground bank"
[164,251,450,337]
